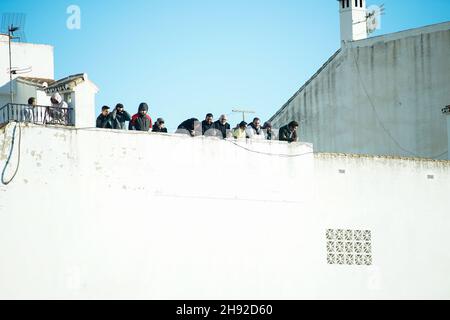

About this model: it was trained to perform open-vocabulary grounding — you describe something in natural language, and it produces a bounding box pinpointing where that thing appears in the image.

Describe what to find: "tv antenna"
[366,4,385,34]
[352,4,385,35]
[1,13,27,103]
[232,109,256,122]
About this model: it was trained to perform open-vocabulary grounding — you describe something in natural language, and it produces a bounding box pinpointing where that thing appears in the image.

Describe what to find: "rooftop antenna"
[1,13,27,103]
[366,4,385,35]
[352,4,386,35]
[232,109,256,123]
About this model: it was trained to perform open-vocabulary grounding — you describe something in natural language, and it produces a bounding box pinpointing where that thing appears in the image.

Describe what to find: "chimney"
[338,0,368,44]
[443,105,450,160]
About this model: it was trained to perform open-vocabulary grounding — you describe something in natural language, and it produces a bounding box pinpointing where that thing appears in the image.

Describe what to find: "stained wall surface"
[271,22,450,160]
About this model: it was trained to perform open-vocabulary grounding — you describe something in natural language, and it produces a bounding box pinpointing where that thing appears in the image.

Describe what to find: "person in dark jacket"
[129,103,153,132]
[262,121,275,140]
[279,121,299,143]
[111,103,131,130]
[202,113,215,136]
[96,106,113,129]
[176,118,201,137]
[152,118,168,133]
[213,114,231,139]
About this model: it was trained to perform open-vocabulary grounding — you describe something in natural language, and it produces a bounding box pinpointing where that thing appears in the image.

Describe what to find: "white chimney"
[338,0,368,44]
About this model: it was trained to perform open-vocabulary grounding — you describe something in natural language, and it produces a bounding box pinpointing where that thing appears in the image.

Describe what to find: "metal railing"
[0,103,75,127]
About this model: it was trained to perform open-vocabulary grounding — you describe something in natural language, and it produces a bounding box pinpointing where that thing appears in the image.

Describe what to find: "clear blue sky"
[2,0,450,130]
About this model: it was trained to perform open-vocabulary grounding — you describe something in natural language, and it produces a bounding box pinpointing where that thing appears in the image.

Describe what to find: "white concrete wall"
[73,80,98,128]
[271,22,450,160]
[0,40,54,106]
[339,0,367,42]
[0,123,449,299]
[447,114,450,160]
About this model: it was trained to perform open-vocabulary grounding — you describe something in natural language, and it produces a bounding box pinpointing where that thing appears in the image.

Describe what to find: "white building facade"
[0,36,98,128]
[339,0,368,42]
[270,5,450,160]
[0,123,449,299]
[0,34,54,106]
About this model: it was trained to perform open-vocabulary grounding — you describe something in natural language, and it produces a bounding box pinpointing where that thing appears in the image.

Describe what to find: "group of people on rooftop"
[96,103,300,143]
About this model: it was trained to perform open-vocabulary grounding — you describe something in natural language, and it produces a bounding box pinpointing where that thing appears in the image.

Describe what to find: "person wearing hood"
[50,92,69,109]
[111,103,131,130]
[45,93,70,124]
[176,118,201,137]
[129,103,153,132]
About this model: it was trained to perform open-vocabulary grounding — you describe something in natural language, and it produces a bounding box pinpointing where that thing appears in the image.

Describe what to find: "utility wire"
[350,47,448,160]
[226,139,314,158]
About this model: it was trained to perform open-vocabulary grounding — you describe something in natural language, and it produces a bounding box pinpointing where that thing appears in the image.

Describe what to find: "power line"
[350,47,448,160]
[226,139,314,158]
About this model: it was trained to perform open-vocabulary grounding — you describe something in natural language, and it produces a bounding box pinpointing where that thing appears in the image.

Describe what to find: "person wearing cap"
[233,121,248,139]
[96,106,113,129]
[202,113,215,136]
[129,103,153,132]
[111,103,131,130]
[246,117,264,140]
[152,118,168,133]
[213,114,232,139]
[176,118,201,137]
[279,121,299,143]
[262,121,275,140]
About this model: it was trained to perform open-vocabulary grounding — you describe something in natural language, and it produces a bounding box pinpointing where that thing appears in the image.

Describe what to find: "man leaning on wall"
[279,121,299,143]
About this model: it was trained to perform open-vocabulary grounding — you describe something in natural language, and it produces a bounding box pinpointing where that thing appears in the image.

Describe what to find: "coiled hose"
[1,122,22,186]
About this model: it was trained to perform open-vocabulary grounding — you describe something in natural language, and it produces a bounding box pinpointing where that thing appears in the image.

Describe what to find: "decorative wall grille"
[326,229,373,266]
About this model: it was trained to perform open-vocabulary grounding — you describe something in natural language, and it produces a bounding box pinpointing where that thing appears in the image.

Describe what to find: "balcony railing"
[0,103,75,127]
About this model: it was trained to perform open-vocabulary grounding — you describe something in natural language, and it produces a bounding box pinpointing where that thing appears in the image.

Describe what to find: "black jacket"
[129,114,153,132]
[202,120,215,135]
[111,109,131,130]
[152,124,168,133]
[96,114,113,129]
[177,118,200,136]
[279,125,298,143]
[265,130,274,141]
[213,120,231,139]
